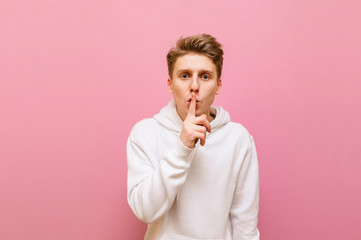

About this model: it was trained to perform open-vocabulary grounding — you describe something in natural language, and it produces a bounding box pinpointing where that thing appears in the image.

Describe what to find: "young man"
[127,34,260,240]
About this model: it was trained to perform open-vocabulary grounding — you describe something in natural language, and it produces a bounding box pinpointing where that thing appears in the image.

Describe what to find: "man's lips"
[187,98,200,103]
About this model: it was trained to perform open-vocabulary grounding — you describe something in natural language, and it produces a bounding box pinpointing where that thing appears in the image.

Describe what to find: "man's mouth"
[187,98,200,103]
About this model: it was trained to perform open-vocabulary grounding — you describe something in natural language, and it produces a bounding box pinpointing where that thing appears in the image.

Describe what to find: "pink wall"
[1,0,360,239]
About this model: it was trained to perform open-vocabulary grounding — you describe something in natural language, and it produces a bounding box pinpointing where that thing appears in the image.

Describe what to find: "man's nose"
[190,76,199,92]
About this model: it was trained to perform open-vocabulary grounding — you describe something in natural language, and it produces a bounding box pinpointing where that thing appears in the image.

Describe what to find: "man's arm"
[127,134,196,224]
[230,135,260,240]
[127,93,209,224]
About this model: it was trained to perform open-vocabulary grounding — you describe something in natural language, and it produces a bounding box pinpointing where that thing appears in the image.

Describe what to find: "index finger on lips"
[187,92,196,117]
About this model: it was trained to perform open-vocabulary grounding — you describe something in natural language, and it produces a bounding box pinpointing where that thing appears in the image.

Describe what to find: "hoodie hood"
[153,100,231,136]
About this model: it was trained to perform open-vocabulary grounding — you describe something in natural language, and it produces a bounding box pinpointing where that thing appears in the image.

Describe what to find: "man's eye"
[202,75,210,80]
[181,74,188,79]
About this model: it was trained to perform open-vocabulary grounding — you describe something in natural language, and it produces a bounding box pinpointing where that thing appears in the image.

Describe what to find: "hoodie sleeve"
[127,132,197,224]
[230,135,260,240]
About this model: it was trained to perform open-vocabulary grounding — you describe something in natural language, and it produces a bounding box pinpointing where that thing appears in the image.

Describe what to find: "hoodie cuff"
[168,137,198,166]
[178,137,196,151]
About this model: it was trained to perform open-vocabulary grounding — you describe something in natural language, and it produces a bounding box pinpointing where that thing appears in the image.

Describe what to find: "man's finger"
[193,131,205,146]
[192,115,211,133]
[202,115,211,133]
[200,137,205,146]
[187,92,196,117]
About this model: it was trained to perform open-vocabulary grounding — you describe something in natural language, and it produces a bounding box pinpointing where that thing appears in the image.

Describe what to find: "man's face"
[167,53,222,121]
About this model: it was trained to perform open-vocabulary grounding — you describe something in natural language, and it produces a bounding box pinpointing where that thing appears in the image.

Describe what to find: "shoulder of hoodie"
[223,121,255,147]
[128,118,159,144]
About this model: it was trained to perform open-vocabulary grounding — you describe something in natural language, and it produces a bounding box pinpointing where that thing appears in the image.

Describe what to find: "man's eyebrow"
[200,70,215,75]
[175,69,191,74]
[175,69,215,74]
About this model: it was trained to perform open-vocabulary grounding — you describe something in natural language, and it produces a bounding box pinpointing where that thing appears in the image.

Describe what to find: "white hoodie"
[127,100,260,240]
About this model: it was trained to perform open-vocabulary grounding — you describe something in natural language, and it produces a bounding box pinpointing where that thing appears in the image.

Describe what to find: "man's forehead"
[174,54,216,72]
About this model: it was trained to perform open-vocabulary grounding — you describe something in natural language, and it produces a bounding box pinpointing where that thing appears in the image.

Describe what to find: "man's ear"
[167,77,173,94]
[216,79,222,95]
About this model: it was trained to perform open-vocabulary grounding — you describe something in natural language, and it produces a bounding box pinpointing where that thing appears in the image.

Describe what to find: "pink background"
[1,0,360,239]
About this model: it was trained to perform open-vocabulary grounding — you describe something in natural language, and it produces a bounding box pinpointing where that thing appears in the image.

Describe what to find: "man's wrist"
[179,137,195,150]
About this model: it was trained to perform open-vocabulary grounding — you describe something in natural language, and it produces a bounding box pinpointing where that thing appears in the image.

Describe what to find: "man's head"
[166,34,224,81]
[166,34,224,121]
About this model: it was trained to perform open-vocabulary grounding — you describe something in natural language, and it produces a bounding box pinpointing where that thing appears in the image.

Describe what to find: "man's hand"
[180,92,211,149]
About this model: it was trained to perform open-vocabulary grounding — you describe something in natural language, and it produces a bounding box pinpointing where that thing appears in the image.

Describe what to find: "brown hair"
[166,34,224,80]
